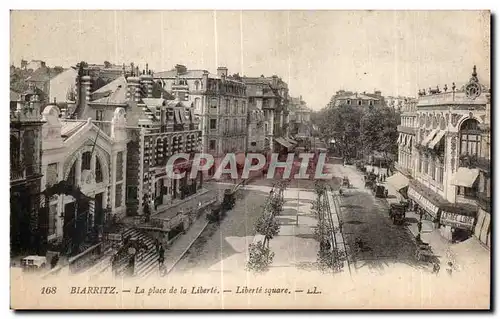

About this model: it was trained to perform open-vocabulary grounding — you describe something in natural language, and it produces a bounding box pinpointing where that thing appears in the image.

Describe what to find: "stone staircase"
[113,227,160,278]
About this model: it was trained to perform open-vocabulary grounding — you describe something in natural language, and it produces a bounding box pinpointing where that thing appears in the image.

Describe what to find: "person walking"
[446,262,453,276]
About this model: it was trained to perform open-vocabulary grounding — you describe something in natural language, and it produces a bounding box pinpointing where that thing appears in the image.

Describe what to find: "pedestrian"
[432,262,440,275]
[155,239,160,254]
[446,262,453,276]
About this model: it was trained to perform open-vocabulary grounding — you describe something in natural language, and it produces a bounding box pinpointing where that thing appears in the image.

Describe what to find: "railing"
[459,154,479,169]
[397,125,417,135]
[417,91,488,106]
[11,164,42,182]
[477,156,490,172]
[68,242,104,274]
[477,192,491,212]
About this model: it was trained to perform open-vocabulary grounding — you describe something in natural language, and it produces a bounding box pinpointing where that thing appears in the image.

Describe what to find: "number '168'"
[41,287,57,294]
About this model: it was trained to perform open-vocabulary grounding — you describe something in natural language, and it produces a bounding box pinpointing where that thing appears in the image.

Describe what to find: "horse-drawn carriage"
[415,243,433,262]
[364,172,377,188]
[206,189,236,223]
[342,176,350,188]
[373,184,389,198]
[389,203,406,225]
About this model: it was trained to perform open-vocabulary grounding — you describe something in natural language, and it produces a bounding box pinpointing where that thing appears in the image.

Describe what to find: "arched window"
[68,161,77,186]
[82,151,92,171]
[194,81,200,91]
[95,157,103,183]
[10,135,20,172]
[459,119,481,156]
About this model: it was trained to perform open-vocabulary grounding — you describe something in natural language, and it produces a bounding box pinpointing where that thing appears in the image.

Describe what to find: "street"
[327,163,418,273]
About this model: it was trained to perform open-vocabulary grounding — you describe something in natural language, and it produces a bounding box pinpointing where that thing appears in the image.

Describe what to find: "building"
[10,85,44,255]
[25,59,46,71]
[393,66,490,245]
[70,62,202,218]
[39,105,129,248]
[396,97,418,177]
[154,65,247,155]
[289,96,312,138]
[327,90,385,108]
[242,75,290,152]
[247,102,266,153]
[386,95,413,111]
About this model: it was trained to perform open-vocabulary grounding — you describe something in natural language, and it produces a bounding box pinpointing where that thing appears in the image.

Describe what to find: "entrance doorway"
[94,193,104,227]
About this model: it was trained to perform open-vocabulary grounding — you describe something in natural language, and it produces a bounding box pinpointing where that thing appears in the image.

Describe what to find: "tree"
[246,241,275,273]
[104,61,112,68]
[360,105,400,162]
[255,212,280,248]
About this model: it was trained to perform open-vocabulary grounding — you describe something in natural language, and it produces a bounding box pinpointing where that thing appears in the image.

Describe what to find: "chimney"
[139,63,154,98]
[127,75,141,103]
[217,67,228,78]
[76,70,92,119]
[175,64,187,75]
[271,75,278,88]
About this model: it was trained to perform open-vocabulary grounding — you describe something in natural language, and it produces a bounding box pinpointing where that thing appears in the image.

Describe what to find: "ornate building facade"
[395,66,490,245]
[69,62,202,217]
[242,75,289,152]
[40,106,129,245]
[10,87,45,255]
[153,65,247,155]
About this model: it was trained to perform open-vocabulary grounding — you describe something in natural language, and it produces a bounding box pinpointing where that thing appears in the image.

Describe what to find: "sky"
[10,10,490,110]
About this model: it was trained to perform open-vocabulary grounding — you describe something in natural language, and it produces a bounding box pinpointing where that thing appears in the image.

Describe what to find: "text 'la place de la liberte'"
[164,152,334,180]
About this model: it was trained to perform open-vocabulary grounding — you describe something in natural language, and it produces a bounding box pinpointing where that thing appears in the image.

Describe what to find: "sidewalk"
[147,215,210,278]
[326,190,349,273]
[381,180,455,266]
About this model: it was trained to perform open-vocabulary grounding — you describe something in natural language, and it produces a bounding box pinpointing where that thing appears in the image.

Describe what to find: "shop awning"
[450,238,490,274]
[275,137,293,149]
[406,135,413,148]
[420,129,439,146]
[286,137,298,145]
[451,167,480,187]
[386,172,410,191]
[397,133,403,144]
[428,130,446,149]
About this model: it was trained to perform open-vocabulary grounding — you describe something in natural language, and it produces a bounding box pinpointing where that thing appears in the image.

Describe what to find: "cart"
[389,203,406,225]
[342,176,350,188]
[415,244,433,262]
[21,256,47,273]
[373,184,387,198]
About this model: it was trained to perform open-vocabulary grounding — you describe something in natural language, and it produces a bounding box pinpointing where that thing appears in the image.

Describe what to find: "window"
[430,158,436,180]
[209,140,216,150]
[210,119,217,130]
[437,160,444,184]
[358,100,362,106]
[68,162,77,186]
[95,158,103,183]
[235,100,239,114]
[457,185,477,198]
[46,163,58,188]
[347,99,351,105]
[369,101,373,106]
[233,119,238,132]
[210,98,218,109]
[194,81,200,91]
[459,119,481,155]
[242,101,246,114]
[225,119,229,133]
[48,204,57,236]
[116,151,123,182]
[240,119,245,132]
[96,110,104,121]
[194,98,201,113]
[10,135,20,173]
[251,142,257,146]
[249,97,254,104]
[115,185,123,208]
[82,152,92,171]
[127,186,138,201]
[225,99,230,113]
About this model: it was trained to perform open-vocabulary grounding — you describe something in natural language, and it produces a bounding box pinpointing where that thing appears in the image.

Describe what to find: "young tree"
[254,212,280,248]
[246,241,275,273]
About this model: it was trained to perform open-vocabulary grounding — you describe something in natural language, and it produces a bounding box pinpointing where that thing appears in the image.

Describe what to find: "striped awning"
[451,167,480,187]
[428,130,446,149]
[397,133,403,144]
[420,129,439,146]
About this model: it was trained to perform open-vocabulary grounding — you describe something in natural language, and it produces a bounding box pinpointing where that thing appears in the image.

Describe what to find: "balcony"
[477,192,491,212]
[477,156,491,172]
[10,163,42,183]
[459,154,479,169]
[397,125,417,135]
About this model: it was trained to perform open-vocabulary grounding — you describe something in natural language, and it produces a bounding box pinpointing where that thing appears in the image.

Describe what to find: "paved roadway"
[327,163,418,274]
